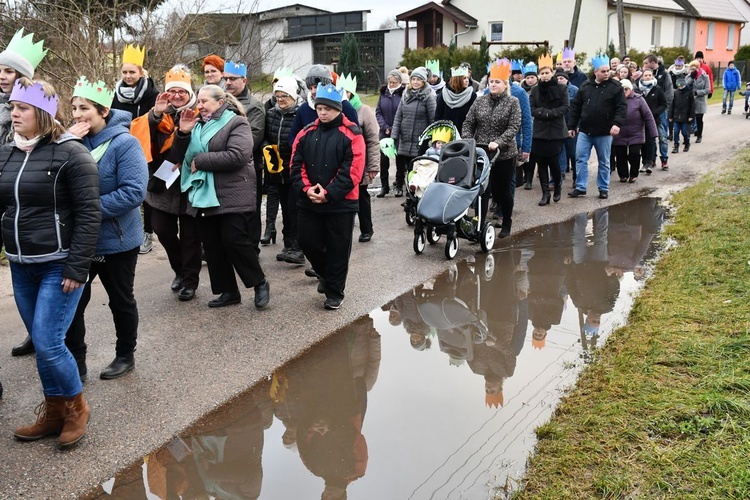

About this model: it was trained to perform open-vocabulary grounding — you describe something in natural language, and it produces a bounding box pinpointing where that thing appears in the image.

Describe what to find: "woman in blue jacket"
[66,77,148,381]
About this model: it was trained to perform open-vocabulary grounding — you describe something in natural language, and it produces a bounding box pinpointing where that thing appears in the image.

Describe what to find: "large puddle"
[86,198,666,499]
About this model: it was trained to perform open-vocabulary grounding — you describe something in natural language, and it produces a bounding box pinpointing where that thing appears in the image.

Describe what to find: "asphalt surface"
[0,104,747,497]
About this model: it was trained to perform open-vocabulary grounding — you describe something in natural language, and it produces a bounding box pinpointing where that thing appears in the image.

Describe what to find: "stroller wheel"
[426,226,441,244]
[405,208,416,226]
[444,237,459,260]
[480,222,495,253]
[413,231,426,254]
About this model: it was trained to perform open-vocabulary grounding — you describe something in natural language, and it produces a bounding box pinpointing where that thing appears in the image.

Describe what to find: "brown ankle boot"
[14,396,66,441]
[58,393,90,449]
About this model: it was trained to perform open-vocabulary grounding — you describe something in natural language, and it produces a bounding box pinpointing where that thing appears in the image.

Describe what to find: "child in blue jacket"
[722,61,742,114]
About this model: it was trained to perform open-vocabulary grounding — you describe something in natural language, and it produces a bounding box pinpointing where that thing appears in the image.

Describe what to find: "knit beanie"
[202,54,225,72]
[554,68,569,81]
[273,76,299,99]
[411,66,429,82]
[0,29,47,79]
[387,69,402,83]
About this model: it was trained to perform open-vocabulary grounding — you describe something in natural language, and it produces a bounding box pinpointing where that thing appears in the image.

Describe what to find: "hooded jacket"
[529,79,570,142]
[568,76,628,136]
[391,85,436,157]
[510,83,533,154]
[669,85,695,122]
[612,92,658,146]
[288,100,359,148]
[375,84,404,139]
[83,109,148,254]
[0,135,101,282]
[723,66,742,93]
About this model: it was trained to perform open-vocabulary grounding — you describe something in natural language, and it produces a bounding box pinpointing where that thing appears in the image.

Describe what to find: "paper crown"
[122,44,145,67]
[431,127,452,143]
[532,338,546,349]
[315,82,344,103]
[489,59,511,81]
[485,391,504,409]
[273,66,294,80]
[510,59,523,72]
[591,54,610,69]
[165,68,191,87]
[225,60,247,78]
[2,29,48,77]
[9,79,58,117]
[450,66,469,78]
[337,73,357,95]
[522,62,538,76]
[538,54,554,69]
[562,47,575,60]
[425,59,440,76]
[72,76,115,107]
[380,138,396,159]
[555,51,563,63]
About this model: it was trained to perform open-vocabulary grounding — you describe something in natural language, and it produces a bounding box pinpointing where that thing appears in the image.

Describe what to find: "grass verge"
[515,148,750,498]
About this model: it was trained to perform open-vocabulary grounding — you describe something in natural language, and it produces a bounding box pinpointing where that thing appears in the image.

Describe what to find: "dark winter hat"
[314,82,344,111]
[554,68,569,81]
[694,51,704,59]
[676,76,687,87]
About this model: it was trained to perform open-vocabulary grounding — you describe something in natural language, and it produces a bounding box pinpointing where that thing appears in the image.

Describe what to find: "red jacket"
[699,62,714,93]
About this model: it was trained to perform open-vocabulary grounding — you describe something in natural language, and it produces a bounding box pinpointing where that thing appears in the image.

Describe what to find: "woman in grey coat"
[390,67,436,197]
[687,60,710,143]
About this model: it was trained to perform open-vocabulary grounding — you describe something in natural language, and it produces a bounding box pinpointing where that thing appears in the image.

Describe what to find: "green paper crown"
[7,28,48,71]
[425,59,440,76]
[72,76,115,107]
[273,66,294,80]
[337,73,357,95]
[450,66,469,78]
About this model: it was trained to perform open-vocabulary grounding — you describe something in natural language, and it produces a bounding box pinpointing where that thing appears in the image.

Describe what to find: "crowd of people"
[0,24,733,449]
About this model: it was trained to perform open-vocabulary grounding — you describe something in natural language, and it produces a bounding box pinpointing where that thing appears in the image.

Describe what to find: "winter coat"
[83,109,148,254]
[567,66,588,89]
[235,86,265,155]
[263,99,300,184]
[0,135,101,283]
[637,83,667,119]
[700,62,714,94]
[462,91,521,161]
[375,84,404,139]
[688,69,710,114]
[667,64,689,88]
[391,85,436,157]
[355,102,380,185]
[290,112,365,213]
[612,92,657,146]
[669,87,695,122]
[171,103,257,217]
[568,76,628,136]
[510,83,533,154]
[435,82,477,132]
[723,67,742,92]
[0,93,11,146]
[111,77,159,120]
[288,100,359,149]
[654,63,674,105]
[529,79,569,141]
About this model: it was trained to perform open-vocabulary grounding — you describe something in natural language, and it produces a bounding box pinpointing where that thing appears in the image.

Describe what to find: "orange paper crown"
[165,68,191,86]
[532,338,547,349]
[538,54,554,69]
[486,391,504,409]
[489,59,511,81]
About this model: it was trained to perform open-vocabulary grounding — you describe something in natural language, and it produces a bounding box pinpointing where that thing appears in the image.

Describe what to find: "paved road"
[0,104,746,497]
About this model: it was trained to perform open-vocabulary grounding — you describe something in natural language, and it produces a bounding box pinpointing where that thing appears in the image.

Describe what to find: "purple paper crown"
[9,80,58,117]
[562,47,575,60]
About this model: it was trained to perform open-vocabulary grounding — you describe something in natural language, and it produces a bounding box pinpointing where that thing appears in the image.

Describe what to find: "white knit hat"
[273,76,299,99]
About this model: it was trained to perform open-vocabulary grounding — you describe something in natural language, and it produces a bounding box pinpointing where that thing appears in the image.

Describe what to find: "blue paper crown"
[316,83,344,104]
[511,59,524,72]
[522,62,538,76]
[225,60,247,78]
[591,54,610,70]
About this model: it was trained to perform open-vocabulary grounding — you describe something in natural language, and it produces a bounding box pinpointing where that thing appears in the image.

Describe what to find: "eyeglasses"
[167,89,189,96]
[274,94,291,100]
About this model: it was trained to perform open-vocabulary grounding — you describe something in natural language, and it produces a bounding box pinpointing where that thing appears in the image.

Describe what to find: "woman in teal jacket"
[65,77,148,381]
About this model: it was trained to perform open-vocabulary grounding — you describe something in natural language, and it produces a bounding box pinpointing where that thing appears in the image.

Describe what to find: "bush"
[400,45,489,79]
[735,45,750,61]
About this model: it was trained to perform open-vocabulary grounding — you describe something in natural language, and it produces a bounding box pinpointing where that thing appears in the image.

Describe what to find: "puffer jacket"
[290,113,365,213]
[612,92,657,146]
[391,85,436,157]
[83,109,148,254]
[529,79,569,141]
[264,98,301,184]
[568,76,628,136]
[0,135,101,283]
[171,103,257,217]
[375,84,404,139]
[462,91,521,161]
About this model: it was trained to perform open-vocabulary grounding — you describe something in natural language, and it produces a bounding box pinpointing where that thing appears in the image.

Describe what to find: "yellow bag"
[263,144,284,174]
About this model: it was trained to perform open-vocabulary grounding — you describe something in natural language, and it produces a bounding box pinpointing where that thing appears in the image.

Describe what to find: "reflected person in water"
[382,283,433,351]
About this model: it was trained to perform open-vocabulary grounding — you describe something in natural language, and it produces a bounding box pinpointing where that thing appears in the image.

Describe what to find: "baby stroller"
[413,139,496,260]
[403,120,461,226]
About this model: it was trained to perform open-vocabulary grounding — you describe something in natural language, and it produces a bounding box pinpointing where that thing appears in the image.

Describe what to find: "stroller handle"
[476,143,501,164]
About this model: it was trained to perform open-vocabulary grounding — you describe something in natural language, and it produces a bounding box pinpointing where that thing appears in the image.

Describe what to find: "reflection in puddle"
[87,198,666,499]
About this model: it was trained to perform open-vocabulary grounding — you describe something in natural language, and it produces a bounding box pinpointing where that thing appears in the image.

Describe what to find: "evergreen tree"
[339,32,361,77]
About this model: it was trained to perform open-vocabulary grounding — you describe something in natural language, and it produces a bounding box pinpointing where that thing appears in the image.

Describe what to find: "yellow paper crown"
[538,54,554,69]
[555,51,563,63]
[122,44,145,67]
[489,59,511,81]
[165,68,191,86]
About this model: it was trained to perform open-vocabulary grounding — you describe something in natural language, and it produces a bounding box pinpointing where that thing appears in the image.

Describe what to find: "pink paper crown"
[9,80,58,117]
[562,47,575,60]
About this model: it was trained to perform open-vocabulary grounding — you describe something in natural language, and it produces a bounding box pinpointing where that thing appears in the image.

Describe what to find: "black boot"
[283,240,305,265]
[376,186,389,198]
[499,219,512,239]
[538,190,551,206]
[553,184,561,202]
[260,223,276,245]
[11,335,35,357]
[100,355,135,380]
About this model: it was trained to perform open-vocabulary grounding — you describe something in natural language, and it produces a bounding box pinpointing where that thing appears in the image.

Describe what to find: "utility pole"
[616,0,627,56]
[568,0,583,47]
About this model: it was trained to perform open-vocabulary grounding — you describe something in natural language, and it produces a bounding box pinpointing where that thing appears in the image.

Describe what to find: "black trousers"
[277,182,298,246]
[695,113,704,138]
[642,137,657,166]
[151,208,202,289]
[143,202,153,234]
[297,209,355,301]
[484,157,516,226]
[614,144,643,179]
[249,166,263,256]
[379,151,390,191]
[358,185,373,235]
[536,154,561,192]
[66,246,140,362]
[395,154,412,187]
[196,212,266,295]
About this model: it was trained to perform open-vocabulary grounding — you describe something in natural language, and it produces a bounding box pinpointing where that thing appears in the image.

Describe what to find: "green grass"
[514,149,750,498]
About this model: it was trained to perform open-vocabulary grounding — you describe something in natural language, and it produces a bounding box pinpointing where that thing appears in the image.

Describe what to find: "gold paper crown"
[122,44,145,67]
[165,68,191,86]
[555,51,563,63]
[489,59,511,81]
[538,54,554,69]
[486,391,504,409]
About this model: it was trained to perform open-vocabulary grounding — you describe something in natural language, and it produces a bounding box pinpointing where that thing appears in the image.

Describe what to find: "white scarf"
[13,133,42,152]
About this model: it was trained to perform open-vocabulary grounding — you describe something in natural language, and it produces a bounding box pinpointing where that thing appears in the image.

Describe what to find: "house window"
[706,22,715,50]
[680,19,690,46]
[728,24,735,50]
[651,17,661,47]
[489,22,503,42]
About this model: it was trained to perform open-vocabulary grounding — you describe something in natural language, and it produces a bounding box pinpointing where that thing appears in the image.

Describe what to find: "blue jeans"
[559,136,577,178]
[673,122,690,146]
[11,261,84,397]
[658,111,669,161]
[574,132,612,193]
[723,90,735,111]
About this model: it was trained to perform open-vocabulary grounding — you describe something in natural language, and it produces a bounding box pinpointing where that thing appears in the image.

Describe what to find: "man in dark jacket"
[561,48,587,88]
[567,55,628,199]
[291,83,365,310]
[642,54,673,169]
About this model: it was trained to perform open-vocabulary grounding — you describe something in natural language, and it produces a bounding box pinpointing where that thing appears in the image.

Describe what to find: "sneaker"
[568,188,587,198]
[324,297,344,310]
[728,110,732,115]
[639,166,646,173]
[722,108,727,114]
[139,232,153,254]
[598,190,608,199]
[645,165,652,175]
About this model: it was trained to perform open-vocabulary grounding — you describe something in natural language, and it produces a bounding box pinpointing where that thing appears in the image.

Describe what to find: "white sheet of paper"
[154,160,180,189]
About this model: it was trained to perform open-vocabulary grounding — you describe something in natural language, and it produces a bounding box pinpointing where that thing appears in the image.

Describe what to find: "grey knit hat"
[0,51,33,79]
[411,66,429,82]
[387,69,402,83]
[0,29,47,80]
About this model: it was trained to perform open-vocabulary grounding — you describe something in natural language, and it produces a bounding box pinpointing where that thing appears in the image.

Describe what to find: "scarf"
[90,139,113,162]
[0,92,11,145]
[387,86,399,95]
[638,80,655,94]
[404,85,431,103]
[441,85,473,109]
[115,77,148,105]
[348,92,362,111]
[13,133,41,152]
[180,109,235,208]
[537,78,563,102]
